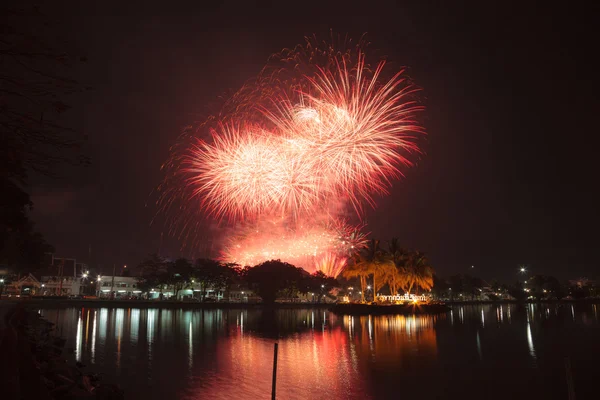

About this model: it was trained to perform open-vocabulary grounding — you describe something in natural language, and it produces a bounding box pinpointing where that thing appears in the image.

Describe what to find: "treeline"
[432,273,599,301]
[134,254,337,304]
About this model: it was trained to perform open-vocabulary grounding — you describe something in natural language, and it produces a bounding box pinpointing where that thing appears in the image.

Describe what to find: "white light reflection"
[91,310,97,363]
[450,309,454,325]
[481,309,485,328]
[75,312,83,362]
[188,320,193,371]
[147,309,156,365]
[130,309,140,344]
[527,321,536,359]
[507,305,512,323]
[571,305,575,321]
[240,311,244,335]
[98,308,108,343]
[460,307,464,324]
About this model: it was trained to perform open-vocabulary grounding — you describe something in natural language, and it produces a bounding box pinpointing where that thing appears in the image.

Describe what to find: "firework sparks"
[159,36,424,276]
[314,253,348,279]
[223,217,367,272]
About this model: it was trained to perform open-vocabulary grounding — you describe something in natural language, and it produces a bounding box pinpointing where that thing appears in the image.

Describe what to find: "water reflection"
[39,304,600,400]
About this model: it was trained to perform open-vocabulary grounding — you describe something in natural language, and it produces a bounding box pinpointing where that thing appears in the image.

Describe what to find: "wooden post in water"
[565,357,576,400]
[271,342,278,400]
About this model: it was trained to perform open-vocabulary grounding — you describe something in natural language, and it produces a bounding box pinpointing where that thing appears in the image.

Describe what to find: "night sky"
[28,2,598,281]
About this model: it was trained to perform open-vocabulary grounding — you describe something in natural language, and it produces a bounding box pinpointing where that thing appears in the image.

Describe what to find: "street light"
[367,285,371,290]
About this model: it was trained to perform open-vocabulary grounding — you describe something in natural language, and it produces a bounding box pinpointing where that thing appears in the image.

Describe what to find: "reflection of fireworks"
[160,36,423,274]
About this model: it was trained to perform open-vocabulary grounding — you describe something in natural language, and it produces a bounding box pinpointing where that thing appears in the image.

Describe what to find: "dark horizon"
[18,1,598,282]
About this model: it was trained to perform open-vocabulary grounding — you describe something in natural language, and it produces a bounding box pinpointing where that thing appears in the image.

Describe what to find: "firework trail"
[158,36,424,275]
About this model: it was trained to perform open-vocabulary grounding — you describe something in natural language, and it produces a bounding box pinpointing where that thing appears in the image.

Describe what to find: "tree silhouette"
[245,260,305,304]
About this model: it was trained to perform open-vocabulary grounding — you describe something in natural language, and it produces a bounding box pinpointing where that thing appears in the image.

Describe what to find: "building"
[1,274,43,297]
[96,276,141,298]
[40,276,83,296]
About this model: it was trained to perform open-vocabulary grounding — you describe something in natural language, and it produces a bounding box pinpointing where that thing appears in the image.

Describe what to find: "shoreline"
[3,297,598,311]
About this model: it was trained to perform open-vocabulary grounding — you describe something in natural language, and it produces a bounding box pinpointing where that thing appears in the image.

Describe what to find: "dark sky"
[28,1,598,281]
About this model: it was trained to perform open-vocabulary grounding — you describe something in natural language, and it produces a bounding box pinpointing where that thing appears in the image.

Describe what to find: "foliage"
[301,271,338,302]
[0,7,89,272]
[343,239,435,302]
[245,260,305,304]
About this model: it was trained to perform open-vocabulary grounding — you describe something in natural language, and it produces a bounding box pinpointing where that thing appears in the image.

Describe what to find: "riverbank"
[2,297,598,311]
[0,305,123,399]
[0,298,333,310]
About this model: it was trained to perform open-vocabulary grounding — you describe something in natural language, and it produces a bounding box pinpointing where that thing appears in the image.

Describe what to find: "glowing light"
[158,37,423,271]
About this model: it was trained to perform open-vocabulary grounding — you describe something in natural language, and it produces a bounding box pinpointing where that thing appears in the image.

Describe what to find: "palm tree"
[405,251,433,294]
[386,238,410,295]
[353,239,393,301]
[342,254,371,302]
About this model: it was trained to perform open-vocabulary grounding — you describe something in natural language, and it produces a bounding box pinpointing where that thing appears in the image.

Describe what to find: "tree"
[386,239,410,295]
[136,254,168,295]
[169,258,193,299]
[245,260,305,304]
[302,271,338,303]
[193,258,227,301]
[405,251,434,294]
[1,8,89,272]
[508,281,527,301]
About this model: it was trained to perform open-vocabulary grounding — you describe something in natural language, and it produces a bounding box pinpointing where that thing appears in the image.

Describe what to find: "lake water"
[40,304,599,399]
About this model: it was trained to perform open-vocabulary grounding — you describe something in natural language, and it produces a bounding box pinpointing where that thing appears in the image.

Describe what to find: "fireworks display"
[159,36,423,277]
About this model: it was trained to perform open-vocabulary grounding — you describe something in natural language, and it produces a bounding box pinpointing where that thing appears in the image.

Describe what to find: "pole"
[58,261,64,295]
[111,264,116,299]
[271,342,278,400]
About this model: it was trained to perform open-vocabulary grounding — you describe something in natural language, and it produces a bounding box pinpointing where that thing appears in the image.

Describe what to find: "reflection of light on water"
[91,310,97,363]
[481,309,485,328]
[147,309,156,363]
[85,310,90,347]
[450,309,454,325]
[98,308,108,343]
[115,309,124,370]
[571,305,575,321]
[75,312,83,362]
[476,330,482,360]
[460,307,464,324]
[527,322,536,358]
[188,320,193,371]
[130,309,140,344]
[241,311,244,335]
[499,305,503,323]
[594,304,598,321]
